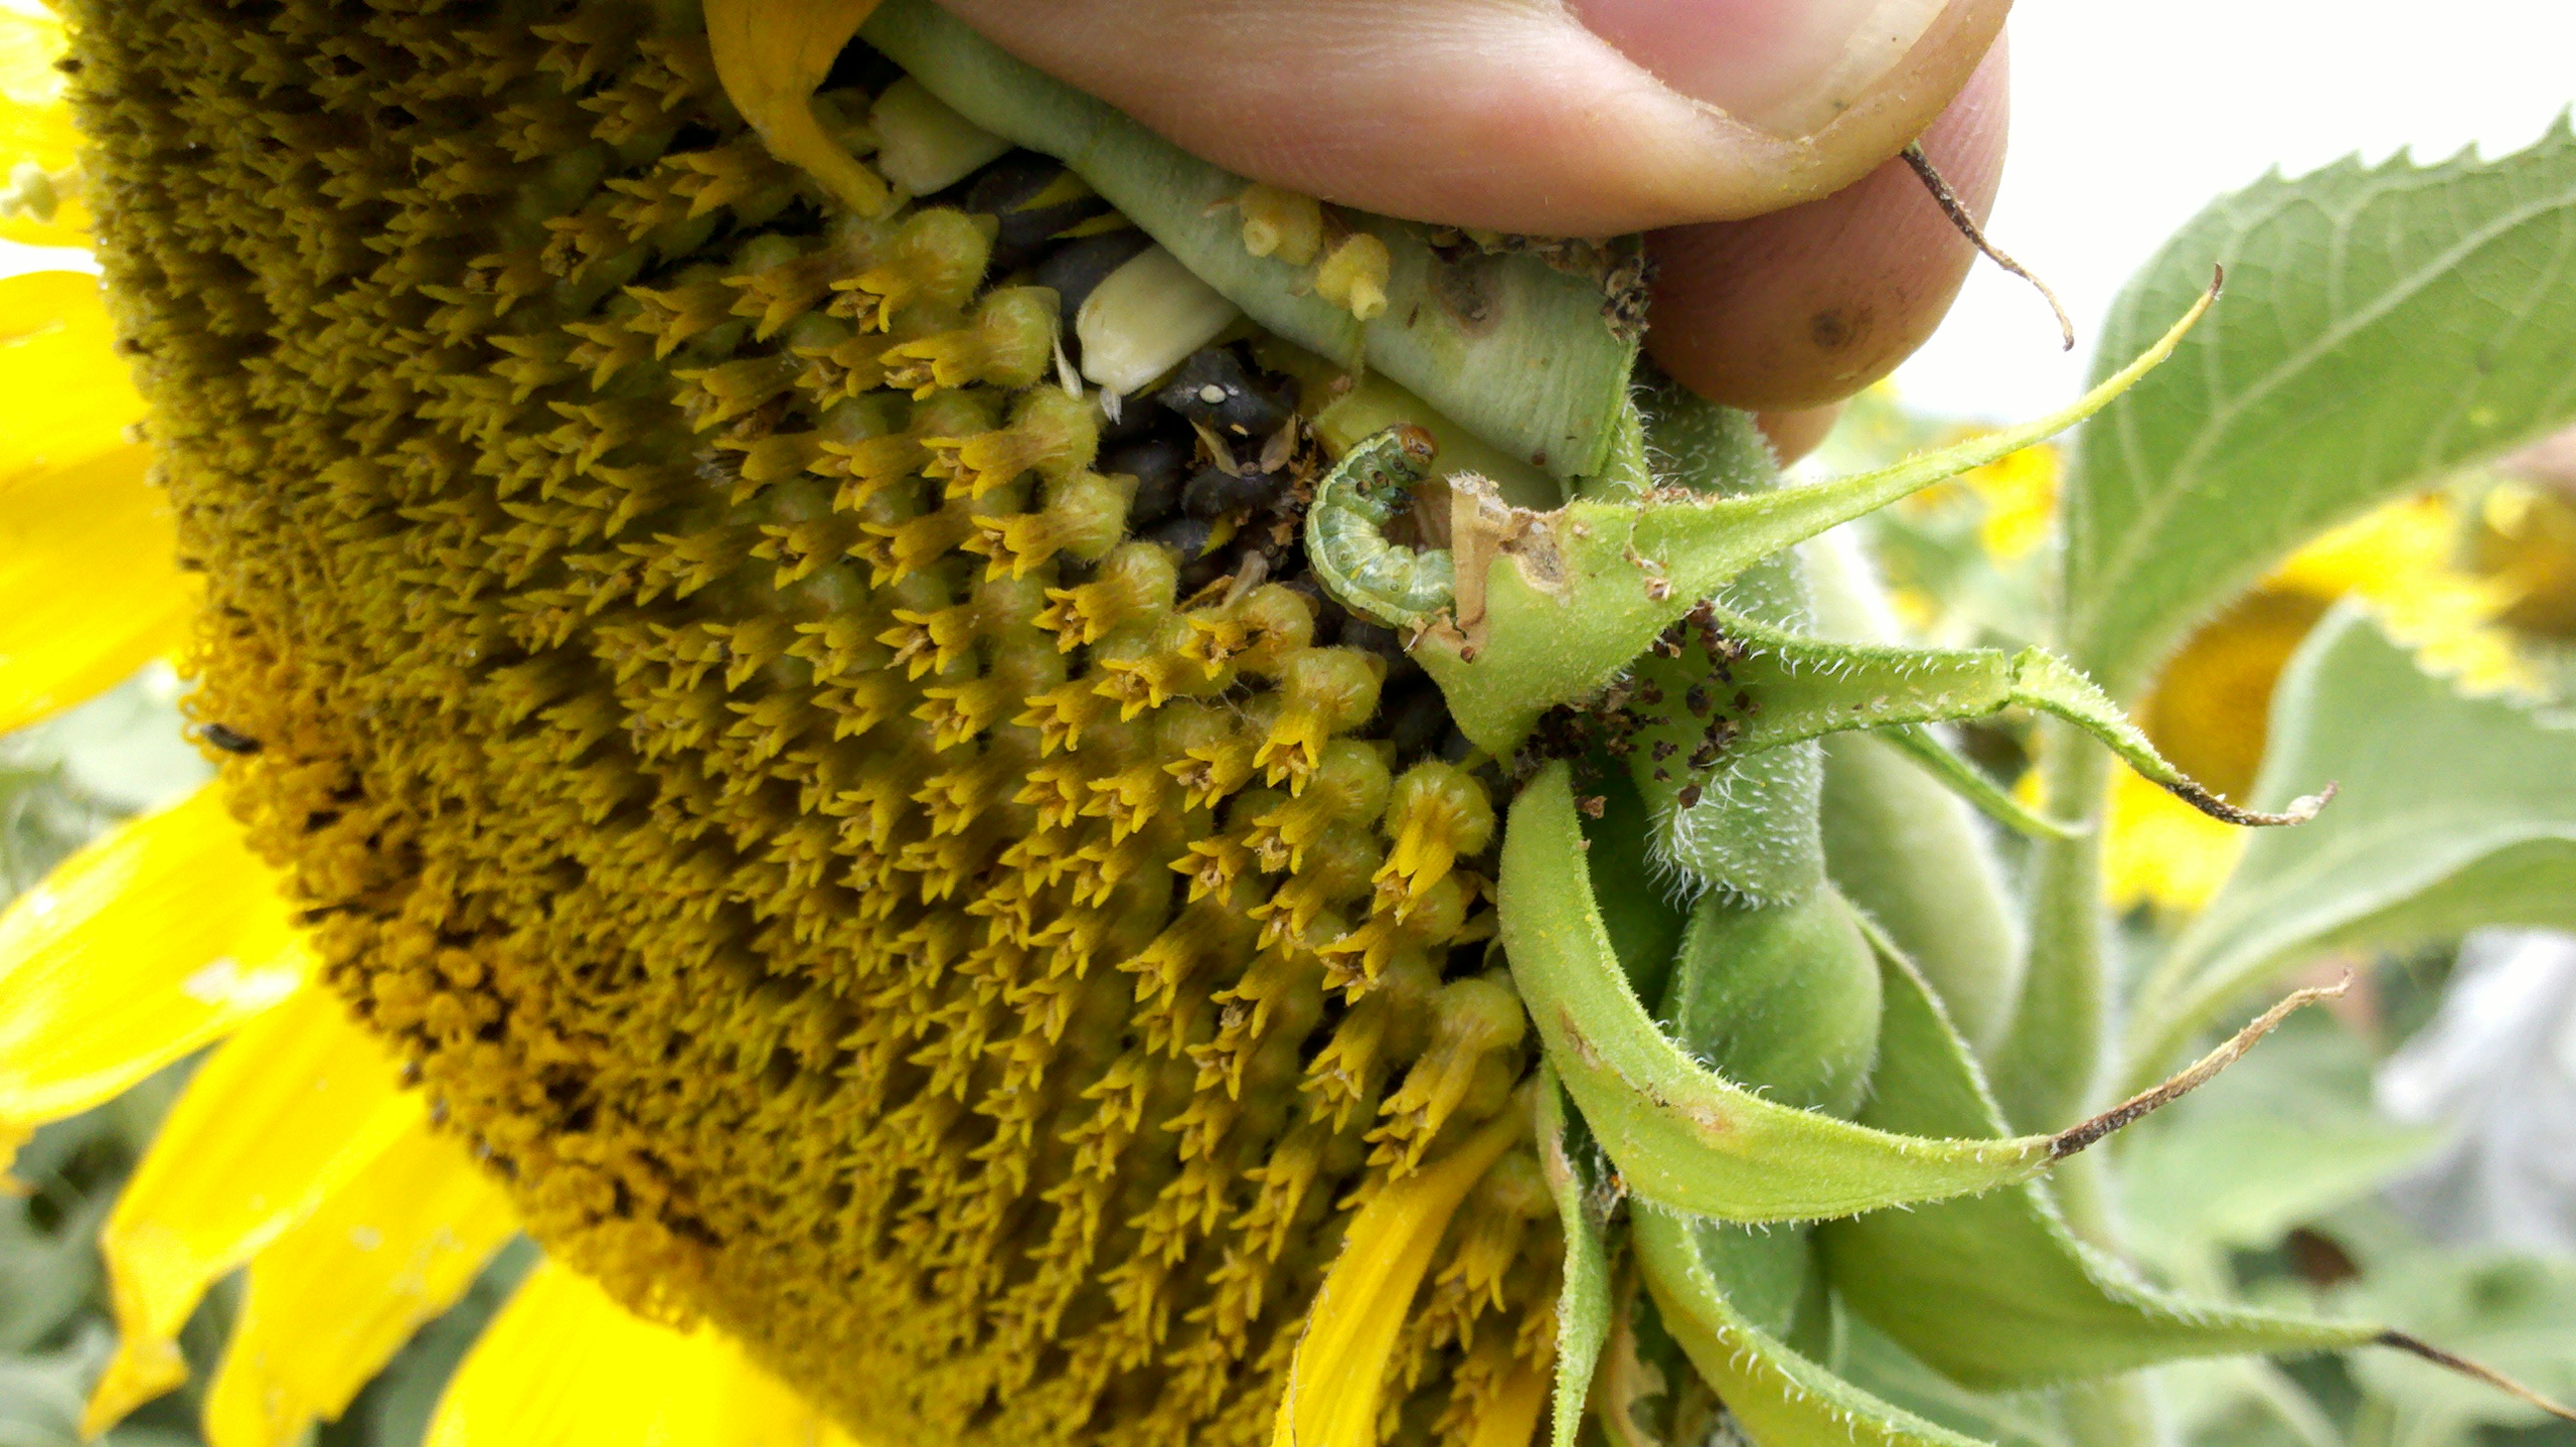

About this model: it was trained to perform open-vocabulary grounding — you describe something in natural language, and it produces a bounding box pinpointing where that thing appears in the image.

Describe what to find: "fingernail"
[1568,0,1949,137]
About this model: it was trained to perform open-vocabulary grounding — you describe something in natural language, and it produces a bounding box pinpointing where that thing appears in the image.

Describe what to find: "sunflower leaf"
[2126,609,2576,1088]
[2058,119,2576,698]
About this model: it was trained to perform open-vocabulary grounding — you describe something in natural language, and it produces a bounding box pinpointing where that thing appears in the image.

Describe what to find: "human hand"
[934,0,2012,458]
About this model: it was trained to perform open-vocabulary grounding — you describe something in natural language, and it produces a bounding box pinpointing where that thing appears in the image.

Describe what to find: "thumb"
[926,0,2009,236]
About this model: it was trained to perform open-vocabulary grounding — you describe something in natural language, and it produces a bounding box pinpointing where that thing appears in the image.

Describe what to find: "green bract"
[1245,97,2576,1447]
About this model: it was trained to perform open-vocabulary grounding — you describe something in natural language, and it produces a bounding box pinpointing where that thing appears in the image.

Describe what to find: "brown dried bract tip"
[2167,777,2337,829]
[2375,1331,2576,1424]
[2051,975,2350,1159]
[1900,141,2075,352]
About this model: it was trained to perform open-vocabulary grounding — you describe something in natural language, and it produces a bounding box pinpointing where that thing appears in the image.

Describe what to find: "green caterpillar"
[1303,422,1456,630]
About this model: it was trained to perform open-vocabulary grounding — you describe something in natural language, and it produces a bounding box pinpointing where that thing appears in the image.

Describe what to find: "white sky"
[1891,0,2576,422]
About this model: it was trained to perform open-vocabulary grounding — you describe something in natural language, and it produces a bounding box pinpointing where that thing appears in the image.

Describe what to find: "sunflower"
[32,0,2561,1442]
[1855,398,2541,918]
[2471,460,2576,640]
[1,1,1560,1442]
[2110,491,2533,914]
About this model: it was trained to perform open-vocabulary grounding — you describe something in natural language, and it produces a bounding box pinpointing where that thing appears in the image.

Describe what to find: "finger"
[1757,404,1848,465]
[1642,37,2011,412]
[930,0,2012,236]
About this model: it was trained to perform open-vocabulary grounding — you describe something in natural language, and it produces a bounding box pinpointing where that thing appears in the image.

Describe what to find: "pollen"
[64,2,1550,1444]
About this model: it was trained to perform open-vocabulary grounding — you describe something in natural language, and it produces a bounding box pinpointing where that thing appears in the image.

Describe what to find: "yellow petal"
[0,786,306,1157]
[2102,764,2245,915]
[1964,441,2059,563]
[2272,495,2533,692]
[0,440,193,733]
[0,270,144,482]
[1273,1110,1527,1447]
[85,987,421,1436]
[0,277,186,732]
[704,0,890,217]
[0,8,71,115]
[203,1119,520,1447]
[426,1260,850,1447]
[0,8,87,245]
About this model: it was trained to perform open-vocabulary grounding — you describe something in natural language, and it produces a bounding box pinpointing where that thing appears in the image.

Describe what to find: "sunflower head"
[43,0,1565,1441]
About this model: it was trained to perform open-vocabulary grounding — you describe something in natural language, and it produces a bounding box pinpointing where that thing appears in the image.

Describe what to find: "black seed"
[1141,514,1227,593]
[1685,684,1712,717]
[1677,783,1704,810]
[956,152,1112,272]
[822,38,902,95]
[1095,392,1162,446]
[1033,229,1154,331]
[1155,348,1294,440]
[1381,680,1452,761]
[1103,434,1194,528]
[1182,464,1285,521]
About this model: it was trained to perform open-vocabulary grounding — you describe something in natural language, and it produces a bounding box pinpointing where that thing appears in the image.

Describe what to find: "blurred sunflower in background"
[1849,389,2576,917]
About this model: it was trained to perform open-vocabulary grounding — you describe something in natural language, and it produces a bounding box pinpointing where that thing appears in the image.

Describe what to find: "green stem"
[1996,721,2114,1133]
[2057,1373,2172,1447]
[862,0,1638,482]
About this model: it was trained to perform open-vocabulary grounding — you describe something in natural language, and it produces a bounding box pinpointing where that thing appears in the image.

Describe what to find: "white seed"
[869,78,1012,197]
[1076,244,1242,397]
